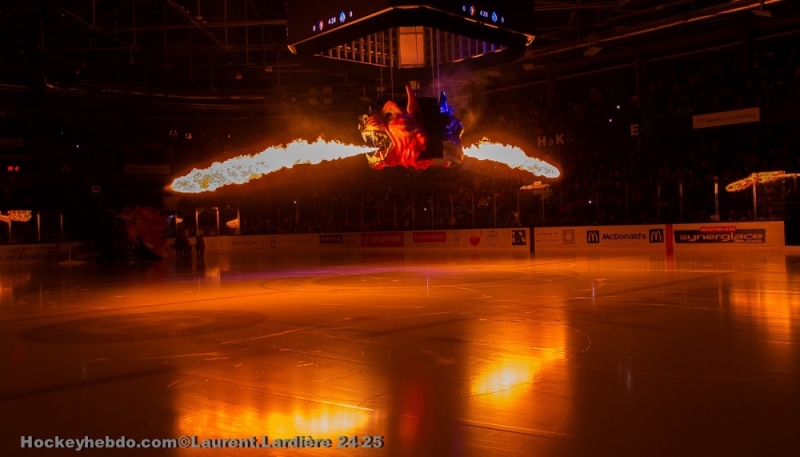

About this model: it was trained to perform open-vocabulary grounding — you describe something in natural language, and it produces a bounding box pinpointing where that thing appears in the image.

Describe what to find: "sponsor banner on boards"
[674,226,766,244]
[467,231,482,246]
[169,229,529,253]
[200,234,321,251]
[0,244,57,264]
[671,221,783,248]
[511,230,527,246]
[319,233,359,248]
[287,234,316,248]
[487,230,499,246]
[586,228,664,244]
[412,231,446,244]
[534,229,561,247]
[535,226,664,250]
[203,235,270,251]
[454,230,494,247]
[447,229,528,249]
[451,230,484,247]
[535,222,784,251]
[361,232,404,248]
[320,234,343,244]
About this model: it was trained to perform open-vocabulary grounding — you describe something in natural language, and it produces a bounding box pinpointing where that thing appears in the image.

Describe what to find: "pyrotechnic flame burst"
[170,138,374,194]
[170,138,560,194]
[464,138,560,179]
[726,171,800,192]
[0,210,33,224]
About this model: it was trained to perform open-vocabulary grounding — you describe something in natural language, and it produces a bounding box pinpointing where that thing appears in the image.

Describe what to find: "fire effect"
[0,210,33,223]
[170,138,374,194]
[170,86,559,194]
[170,138,559,194]
[726,171,799,192]
[464,139,560,179]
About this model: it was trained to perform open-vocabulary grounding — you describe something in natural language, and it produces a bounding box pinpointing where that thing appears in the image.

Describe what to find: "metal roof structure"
[0,1,798,108]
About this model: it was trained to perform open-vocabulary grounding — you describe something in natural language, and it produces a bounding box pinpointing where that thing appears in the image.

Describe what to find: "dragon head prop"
[359,85,463,170]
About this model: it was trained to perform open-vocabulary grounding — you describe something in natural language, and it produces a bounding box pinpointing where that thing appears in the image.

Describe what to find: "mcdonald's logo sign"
[649,229,664,243]
[586,230,600,244]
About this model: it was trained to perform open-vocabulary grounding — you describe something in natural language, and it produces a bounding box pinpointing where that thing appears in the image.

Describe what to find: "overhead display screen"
[287,1,535,54]
[424,1,534,34]
[286,1,390,45]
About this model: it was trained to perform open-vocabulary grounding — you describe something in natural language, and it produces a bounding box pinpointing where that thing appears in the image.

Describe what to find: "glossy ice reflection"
[1,250,800,456]
[469,323,568,400]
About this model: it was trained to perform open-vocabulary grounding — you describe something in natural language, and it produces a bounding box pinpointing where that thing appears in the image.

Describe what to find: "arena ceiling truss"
[0,0,798,107]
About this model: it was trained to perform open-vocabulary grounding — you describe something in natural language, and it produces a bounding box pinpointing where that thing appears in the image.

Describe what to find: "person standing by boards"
[195,231,206,259]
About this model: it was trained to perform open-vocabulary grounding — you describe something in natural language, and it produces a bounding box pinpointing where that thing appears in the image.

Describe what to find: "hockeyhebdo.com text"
[21,434,386,451]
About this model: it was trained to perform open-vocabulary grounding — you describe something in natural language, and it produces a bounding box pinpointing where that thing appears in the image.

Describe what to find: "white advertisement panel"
[318,233,360,249]
[416,228,529,250]
[535,222,785,252]
[168,228,530,254]
[173,222,788,255]
[0,242,86,265]
[535,225,666,251]
[200,234,321,252]
[670,221,784,250]
[0,244,57,264]
[201,235,275,252]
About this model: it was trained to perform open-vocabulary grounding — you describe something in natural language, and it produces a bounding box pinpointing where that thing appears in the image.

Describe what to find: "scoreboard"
[287,1,535,54]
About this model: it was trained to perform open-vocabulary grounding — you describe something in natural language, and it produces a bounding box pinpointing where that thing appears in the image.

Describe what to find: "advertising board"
[167,228,530,254]
[448,229,527,250]
[671,221,784,250]
[361,232,404,248]
[0,242,87,265]
[534,222,785,252]
[0,244,57,264]
[534,225,665,251]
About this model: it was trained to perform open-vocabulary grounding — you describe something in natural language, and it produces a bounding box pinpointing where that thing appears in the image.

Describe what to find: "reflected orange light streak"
[471,322,568,406]
[472,349,565,400]
[169,138,560,194]
[729,286,797,341]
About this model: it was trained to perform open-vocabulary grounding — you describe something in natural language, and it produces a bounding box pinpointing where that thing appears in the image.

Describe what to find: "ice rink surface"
[2,248,800,456]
